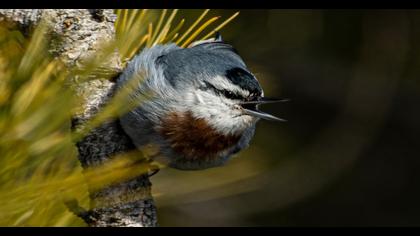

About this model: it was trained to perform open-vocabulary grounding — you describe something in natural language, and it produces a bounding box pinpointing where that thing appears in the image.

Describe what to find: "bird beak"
[240,97,288,122]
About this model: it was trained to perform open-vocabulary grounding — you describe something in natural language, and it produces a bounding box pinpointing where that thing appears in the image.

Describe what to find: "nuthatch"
[117,33,286,170]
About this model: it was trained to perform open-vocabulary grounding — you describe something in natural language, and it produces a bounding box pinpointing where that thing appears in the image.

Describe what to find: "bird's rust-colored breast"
[159,111,241,160]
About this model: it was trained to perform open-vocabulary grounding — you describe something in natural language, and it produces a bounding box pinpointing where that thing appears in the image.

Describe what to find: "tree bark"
[0,9,158,227]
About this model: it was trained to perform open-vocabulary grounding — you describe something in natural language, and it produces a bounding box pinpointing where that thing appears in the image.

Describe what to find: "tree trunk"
[0,9,158,227]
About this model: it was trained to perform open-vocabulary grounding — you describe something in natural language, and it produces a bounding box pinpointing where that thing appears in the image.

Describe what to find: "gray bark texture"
[0,9,158,227]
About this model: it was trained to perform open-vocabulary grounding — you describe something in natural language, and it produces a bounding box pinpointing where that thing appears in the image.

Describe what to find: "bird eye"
[249,93,258,101]
[223,90,240,100]
[202,81,242,100]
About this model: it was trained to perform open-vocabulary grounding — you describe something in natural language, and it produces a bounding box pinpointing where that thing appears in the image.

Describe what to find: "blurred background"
[152,9,420,226]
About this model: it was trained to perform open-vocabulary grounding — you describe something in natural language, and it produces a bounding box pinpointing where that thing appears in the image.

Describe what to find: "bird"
[116,33,286,171]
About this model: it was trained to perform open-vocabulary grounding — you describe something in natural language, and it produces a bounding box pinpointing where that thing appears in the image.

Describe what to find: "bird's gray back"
[157,43,248,89]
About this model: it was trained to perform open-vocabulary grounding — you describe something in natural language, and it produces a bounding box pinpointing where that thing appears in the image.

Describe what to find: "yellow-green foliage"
[0,9,238,226]
[114,9,239,63]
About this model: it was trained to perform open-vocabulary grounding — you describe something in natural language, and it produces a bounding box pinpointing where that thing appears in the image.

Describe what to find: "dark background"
[151,10,420,226]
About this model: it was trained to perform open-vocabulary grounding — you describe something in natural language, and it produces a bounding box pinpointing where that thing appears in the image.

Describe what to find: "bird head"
[156,34,286,137]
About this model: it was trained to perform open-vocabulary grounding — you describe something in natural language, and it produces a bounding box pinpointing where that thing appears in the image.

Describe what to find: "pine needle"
[163,19,185,44]
[175,9,210,45]
[152,9,178,46]
[148,9,167,47]
[180,16,220,48]
[200,11,240,41]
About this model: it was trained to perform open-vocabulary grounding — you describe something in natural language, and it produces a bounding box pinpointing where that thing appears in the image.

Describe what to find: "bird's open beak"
[240,98,288,122]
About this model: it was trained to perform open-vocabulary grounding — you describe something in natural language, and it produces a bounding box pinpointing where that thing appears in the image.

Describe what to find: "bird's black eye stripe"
[202,81,244,100]
[202,81,219,93]
[222,90,242,100]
